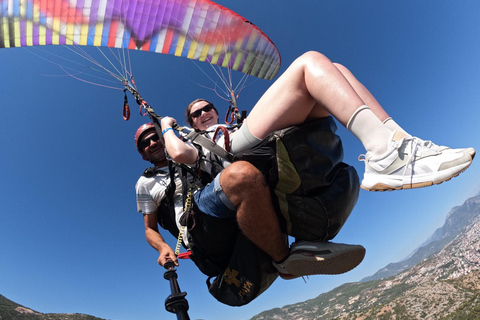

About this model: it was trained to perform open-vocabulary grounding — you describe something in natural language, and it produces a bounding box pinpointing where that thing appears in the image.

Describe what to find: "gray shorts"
[229,120,262,154]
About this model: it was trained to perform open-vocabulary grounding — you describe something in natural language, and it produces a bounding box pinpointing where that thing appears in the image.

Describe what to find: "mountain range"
[251,194,480,320]
[2,194,480,320]
[0,293,105,320]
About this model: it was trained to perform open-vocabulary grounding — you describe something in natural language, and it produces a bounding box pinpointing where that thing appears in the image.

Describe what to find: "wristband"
[162,127,173,135]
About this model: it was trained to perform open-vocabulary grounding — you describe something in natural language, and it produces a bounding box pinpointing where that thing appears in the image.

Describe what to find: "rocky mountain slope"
[362,193,480,282]
[0,294,106,320]
[251,195,480,320]
[3,195,480,320]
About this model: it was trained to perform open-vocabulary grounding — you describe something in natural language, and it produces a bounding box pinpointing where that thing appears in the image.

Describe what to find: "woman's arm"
[161,117,198,164]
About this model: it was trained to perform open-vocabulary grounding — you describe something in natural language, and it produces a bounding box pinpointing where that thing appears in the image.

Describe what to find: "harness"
[130,88,360,306]
[129,89,254,280]
[141,164,179,240]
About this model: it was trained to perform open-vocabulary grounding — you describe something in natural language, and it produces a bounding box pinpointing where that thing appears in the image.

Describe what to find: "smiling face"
[139,129,167,166]
[188,100,219,131]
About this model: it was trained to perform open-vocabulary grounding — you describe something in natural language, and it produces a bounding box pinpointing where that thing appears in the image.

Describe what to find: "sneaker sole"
[278,272,299,280]
[361,151,475,192]
[284,246,366,276]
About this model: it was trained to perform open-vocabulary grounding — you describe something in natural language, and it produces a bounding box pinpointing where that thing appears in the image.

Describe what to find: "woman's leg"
[333,62,409,134]
[246,51,366,139]
[241,51,392,156]
[332,62,390,122]
[240,51,474,191]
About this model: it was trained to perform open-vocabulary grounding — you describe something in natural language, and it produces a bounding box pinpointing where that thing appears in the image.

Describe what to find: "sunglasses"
[139,133,160,150]
[190,103,214,118]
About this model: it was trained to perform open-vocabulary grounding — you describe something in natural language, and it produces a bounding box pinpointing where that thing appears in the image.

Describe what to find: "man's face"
[140,130,166,163]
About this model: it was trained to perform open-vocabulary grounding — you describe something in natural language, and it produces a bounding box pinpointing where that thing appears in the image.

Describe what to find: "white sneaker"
[414,137,450,152]
[413,137,475,157]
[360,131,475,191]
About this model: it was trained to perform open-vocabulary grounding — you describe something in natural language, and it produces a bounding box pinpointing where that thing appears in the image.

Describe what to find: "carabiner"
[139,101,148,116]
[213,126,231,152]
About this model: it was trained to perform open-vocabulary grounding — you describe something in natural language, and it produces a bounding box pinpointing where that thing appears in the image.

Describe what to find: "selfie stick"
[164,261,190,320]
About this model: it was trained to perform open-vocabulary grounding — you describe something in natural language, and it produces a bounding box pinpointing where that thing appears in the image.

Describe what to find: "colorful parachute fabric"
[0,0,281,80]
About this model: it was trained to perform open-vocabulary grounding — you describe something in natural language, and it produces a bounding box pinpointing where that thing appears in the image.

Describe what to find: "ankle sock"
[383,117,409,135]
[347,105,393,156]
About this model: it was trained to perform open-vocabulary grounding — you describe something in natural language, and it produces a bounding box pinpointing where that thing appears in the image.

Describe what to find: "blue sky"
[2,1,480,320]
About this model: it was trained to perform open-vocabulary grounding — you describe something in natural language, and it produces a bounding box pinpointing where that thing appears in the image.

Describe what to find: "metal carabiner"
[139,101,149,116]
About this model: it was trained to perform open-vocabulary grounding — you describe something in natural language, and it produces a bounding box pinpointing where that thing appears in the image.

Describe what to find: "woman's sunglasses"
[190,103,214,118]
[139,133,160,150]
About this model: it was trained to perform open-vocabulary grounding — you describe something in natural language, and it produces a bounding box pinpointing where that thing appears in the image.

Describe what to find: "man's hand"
[158,245,179,268]
[143,213,179,268]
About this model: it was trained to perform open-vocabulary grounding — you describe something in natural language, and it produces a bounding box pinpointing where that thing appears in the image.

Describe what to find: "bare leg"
[220,161,289,262]
[333,63,390,122]
[246,51,366,140]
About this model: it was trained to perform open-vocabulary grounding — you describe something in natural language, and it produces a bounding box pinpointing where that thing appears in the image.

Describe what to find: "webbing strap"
[144,107,165,145]
[185,131,234,163]
[127,83,234,164]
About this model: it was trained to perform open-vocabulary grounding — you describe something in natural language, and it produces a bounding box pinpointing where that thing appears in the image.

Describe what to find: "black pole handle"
[164,260,176,270]
[163,261,190,320]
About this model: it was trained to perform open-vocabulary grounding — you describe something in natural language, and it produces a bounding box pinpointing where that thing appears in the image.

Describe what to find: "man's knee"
[221,161,266,191]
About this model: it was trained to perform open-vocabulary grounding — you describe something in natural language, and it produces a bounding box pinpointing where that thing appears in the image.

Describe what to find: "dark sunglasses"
[139,133,160,150]
[190,103,214,118]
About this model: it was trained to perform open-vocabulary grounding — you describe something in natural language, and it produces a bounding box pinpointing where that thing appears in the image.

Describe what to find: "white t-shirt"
[135,166,190,247]
[182,124,237,172]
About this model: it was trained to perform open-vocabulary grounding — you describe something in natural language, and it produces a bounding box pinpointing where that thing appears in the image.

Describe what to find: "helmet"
[134,123,156,153]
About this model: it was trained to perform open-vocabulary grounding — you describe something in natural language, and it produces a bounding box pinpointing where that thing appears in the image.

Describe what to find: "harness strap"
[122,90,130,121]
[145,103,234,165]
[125,84,235,164]
[166,161,176,200]
[185,130,235,163]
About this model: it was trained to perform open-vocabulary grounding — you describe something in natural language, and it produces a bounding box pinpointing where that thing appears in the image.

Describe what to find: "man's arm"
[143,213,179,267]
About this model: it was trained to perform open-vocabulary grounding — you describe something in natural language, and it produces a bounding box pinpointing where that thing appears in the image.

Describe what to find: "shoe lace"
[412,137,438,150]
[394,136,422,178]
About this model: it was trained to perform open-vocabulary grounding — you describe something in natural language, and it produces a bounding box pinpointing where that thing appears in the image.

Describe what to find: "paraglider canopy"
[0,0,281,80]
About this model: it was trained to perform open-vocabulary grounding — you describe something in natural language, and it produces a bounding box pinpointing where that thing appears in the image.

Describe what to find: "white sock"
[383,117,409,135]
[347,106,393,156]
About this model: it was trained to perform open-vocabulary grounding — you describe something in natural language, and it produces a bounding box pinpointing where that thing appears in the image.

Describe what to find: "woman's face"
[189,100,219,131]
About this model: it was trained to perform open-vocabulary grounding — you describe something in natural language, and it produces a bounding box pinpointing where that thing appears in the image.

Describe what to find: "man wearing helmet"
[135,123,182,266]
[135,122,291,271]
[135,121,366,282]
[135,124,168,166]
